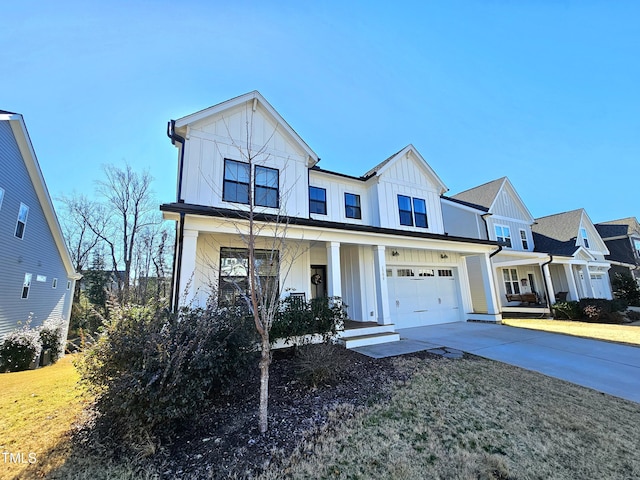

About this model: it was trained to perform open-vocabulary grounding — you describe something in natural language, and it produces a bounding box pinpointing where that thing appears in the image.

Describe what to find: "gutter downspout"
[167,120,187,312]
[541,254,554,312]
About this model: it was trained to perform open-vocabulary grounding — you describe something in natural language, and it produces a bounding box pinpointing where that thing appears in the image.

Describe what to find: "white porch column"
[326,241,342,298]
[563,264,580,301]
[542,262,556,304]
[178,229,199,307]
[373,246,391,325]
[482,253,500,315]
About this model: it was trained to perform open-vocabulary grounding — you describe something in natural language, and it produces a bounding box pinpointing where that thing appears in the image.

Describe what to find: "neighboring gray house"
[0,110,80,339]
[595,217,640,287]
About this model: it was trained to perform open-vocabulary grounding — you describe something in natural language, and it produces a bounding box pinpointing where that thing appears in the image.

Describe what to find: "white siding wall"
[181,103,310,218]
[375,155,445,233]
[486,217,533,252]
[465,256,488,312]
[308,172,372,225]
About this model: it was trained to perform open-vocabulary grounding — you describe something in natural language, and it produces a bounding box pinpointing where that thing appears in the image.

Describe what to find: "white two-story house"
[161,91,503,345]
[443,177,552,316]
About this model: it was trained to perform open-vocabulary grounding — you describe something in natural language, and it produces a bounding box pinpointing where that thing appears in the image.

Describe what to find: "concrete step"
[339,324,397,339]
[340,332,401,349]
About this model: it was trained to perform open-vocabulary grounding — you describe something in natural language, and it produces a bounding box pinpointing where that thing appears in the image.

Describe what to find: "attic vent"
[503,192,509,205]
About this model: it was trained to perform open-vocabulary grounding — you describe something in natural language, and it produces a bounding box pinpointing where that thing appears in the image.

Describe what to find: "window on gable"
[309,186,327,215]
[22,273,32,299]
[52,278,58,289]
[397,195,428,228]
[520,229,529,250]
[398,195,413,226]
[413,198,428,228]
[580,228,590,249]
[223,159,250,204]
[634,239,640,259]
[0,187,4,210]
[15,203,29,239]
[503,269,520,295]
[254,165,279,208]
[495,225,512,248]
[345,193,361,219]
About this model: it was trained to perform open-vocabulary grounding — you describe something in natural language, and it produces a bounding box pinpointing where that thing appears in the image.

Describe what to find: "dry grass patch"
[262,355,640,480]
[0,355,90,480]
[503,318,640,345]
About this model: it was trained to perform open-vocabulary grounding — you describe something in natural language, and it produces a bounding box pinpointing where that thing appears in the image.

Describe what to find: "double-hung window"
[0,187,4,210]
[223,159,250,204]
[398,195,413,226]
[309,186,327,214]
[345,193,361,219]
[397,195,428,228]
[634,238,640,259]
[580,228,590,249]
[413,198,428,228]
[219,247,279,306]
[255,166,279,208]
[22,273,32,299]
[520,229,529,250]
[15,203,29,239]
[503,269,520,295]
[495,225,512,248]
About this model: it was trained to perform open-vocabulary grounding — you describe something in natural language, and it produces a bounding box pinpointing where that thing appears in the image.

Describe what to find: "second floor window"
[309,186,327,214]
[398,195,413,226]
[520,229,529,250]
[15,203,29,239]
[495,225,512,248]
[413,198,428,228]
[634,238,640,259]
[255,166,279,208]
[580,228,590,249]
[223,159,250,204]
[345,193,361,219]
[0,187,4,210]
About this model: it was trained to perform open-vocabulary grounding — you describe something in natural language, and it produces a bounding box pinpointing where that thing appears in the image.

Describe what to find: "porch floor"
[343,320,380,330]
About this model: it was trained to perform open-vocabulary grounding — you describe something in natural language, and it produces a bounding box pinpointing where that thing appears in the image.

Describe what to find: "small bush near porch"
[552,298,628,323]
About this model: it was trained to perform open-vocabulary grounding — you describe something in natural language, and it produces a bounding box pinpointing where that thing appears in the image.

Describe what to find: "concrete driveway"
[397,322,640,404]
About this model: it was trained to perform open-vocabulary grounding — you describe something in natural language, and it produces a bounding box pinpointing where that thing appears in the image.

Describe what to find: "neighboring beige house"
[161,91,503,347]
[0,110,80,339]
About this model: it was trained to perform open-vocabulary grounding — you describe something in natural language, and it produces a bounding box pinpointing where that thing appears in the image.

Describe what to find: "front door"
[310,265,326,299]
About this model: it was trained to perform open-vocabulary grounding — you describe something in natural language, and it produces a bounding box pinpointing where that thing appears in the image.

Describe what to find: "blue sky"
[2,1,638,223]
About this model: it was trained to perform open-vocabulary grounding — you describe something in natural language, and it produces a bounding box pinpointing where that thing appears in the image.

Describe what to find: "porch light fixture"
[440,253,448,259]
[391,250,400,257]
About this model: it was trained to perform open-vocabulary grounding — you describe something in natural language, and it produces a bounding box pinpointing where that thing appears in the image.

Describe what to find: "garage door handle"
[438,298,441,304]
[396,300,400,307]
[414,309,428,313]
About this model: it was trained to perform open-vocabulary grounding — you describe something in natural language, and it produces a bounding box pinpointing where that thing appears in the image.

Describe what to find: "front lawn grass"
[0,355,89,480]
[261,355,640,480]
[503,318,640,345]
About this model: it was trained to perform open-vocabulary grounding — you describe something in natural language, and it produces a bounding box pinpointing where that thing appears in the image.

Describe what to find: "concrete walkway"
[356,322,640,403]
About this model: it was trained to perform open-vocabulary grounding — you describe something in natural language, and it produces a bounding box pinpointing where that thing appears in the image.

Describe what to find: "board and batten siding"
[374,154,445,233]
[486,217,533,252]
[0,121,72,338]
[180,103,310,218]
[308,172,373,225]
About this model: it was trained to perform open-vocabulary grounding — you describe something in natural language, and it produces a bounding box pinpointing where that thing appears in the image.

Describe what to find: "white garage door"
[590,274,608,299]
[387,266,461,328]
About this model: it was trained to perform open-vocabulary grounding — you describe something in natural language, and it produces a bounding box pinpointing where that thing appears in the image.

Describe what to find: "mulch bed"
[70,346,427,479]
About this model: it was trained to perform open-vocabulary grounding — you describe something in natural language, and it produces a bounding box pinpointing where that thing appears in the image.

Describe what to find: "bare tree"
[96,163,156,301]
[58,193,107,302]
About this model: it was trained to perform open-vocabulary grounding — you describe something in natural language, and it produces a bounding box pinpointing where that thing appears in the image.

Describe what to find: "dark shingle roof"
[441,195,489,212]
[595,217,640,238]
[0,109,17,115]
[451,177,506,210]
[362,146,406,179]
[532,209,584,256]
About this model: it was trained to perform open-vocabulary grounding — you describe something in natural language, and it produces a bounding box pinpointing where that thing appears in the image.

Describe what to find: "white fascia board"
[8,116,79,278]
[174,91,319,166]
[375,145,448,195]
[440,197,487,214]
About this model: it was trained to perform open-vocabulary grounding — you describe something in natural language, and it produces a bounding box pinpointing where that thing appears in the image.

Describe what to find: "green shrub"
[612,272,640,306]
[0,323,42,373]
[271,296,348,341]
[552,301,581,320]
[39,319,65,363]
[294,342,349,388]
[578,298,627,323]
[78,303,258,443]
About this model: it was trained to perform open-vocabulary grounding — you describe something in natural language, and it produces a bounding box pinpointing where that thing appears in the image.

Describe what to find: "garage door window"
[397,268,415,277]
[419,269,435,277]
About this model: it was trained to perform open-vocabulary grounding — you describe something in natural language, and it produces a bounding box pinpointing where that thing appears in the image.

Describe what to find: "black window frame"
[15,203,29,239]
[345,193,361,219]
[254,165,279,208]
[413,197,428,228]
[219,247,280,306]
[309,186,327,215]
[222,159,250,205]
[397,195,413,226]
